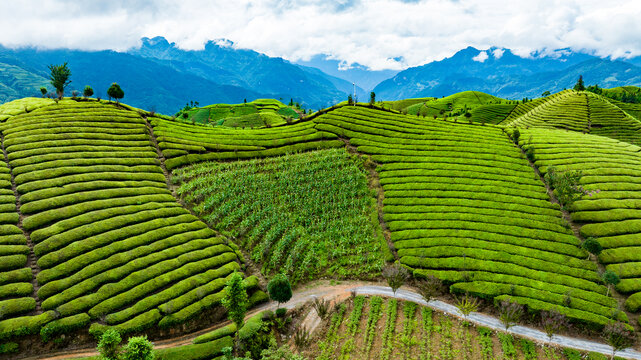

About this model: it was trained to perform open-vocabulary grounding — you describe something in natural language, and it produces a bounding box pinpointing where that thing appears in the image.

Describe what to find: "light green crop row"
[165,140,344,170]
[29,198,177,241]
[0,311,56,341]
[8,145,155,161]
[396,238,590,270]
[20,179,167,205]
[14,165,161,186]
[35,207,190,261]
[0,298,36,318]
[16,172,166,194]
[39,224,213,301]
[399,246,597,281]
[452,282,621,322]
[12,156,157,176]
[105,262,238,325]
[404,256,604,294]
[88,249,236,318]
[0,255,26,272]
[0,283,32,299]
[386,211,567,234]
[388,219,575,244]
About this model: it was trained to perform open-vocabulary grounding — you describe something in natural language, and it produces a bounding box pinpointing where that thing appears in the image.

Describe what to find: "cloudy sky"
[1,0,640,70]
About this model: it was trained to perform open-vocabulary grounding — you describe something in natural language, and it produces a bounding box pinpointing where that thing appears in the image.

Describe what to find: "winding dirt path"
[21,281,641,360]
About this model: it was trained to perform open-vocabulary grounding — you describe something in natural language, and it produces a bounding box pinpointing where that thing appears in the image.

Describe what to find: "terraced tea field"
[314,106,619,328]
[0,99,265,356]
[1,89,641,359]
[519,129,641,314]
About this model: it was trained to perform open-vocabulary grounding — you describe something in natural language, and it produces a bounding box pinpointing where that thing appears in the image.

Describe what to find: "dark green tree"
[107,83,125,103]
[347,94,353,105]
[40,87,47,98]
[83,85,94,99]
[48,62,72,99]
[574,75,586,91]
[582,237,603,259]
[221,272,249,328]
[267,273,292,309]
[602,270,620,297]
[97,328,121,360]
[369,91,376,105]
[587,84,602,95]
[122,336,154,360]
[541,90,551,97]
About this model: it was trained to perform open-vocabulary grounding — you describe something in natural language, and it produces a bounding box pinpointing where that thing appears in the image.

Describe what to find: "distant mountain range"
[0,39,640,114]
[373,47,641,100]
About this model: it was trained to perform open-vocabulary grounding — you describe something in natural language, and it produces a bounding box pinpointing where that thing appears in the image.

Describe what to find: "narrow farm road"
[23,282,641,360]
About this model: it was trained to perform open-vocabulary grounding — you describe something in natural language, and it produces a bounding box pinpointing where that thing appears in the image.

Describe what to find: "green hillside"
[178,98,301,128]
[1,91,641,358]
[400,91,505,118]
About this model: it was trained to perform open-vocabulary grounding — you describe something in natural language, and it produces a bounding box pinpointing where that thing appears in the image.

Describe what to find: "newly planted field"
[0,100,261,351]
[315,106,619,328]
[151,116,342,170]
[519,128,641,313]
[308,296,611,360]
[174,148,386,283]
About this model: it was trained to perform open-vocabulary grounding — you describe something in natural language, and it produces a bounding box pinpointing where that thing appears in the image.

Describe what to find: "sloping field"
[0,100,260,350]
[520,128,641,314]
[151,117,343,170]
[174,149,386,283]
[314,106,619,328]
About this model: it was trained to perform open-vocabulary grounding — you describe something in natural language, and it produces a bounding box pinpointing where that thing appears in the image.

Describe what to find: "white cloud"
[1,0,641,70]
[492,48,504,59]
[472,51,488,62]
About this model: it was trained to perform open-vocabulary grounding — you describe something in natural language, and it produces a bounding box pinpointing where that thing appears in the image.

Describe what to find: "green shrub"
[0,342,18,354]
[0,255,26,271]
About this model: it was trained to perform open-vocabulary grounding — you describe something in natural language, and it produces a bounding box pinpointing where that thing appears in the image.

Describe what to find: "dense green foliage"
[314,106,616,328]
[221,272,249,328]
[175,149,384,282]
[267,274,292,306]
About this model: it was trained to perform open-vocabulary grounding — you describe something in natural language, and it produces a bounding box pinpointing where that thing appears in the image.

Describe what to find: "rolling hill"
[1,88,641,359]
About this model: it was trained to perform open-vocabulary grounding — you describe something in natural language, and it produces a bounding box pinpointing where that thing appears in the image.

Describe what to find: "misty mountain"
[373,47,641,100]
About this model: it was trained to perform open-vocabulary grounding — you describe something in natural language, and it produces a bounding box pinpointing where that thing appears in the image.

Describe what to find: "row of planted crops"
[0,100,264,351]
